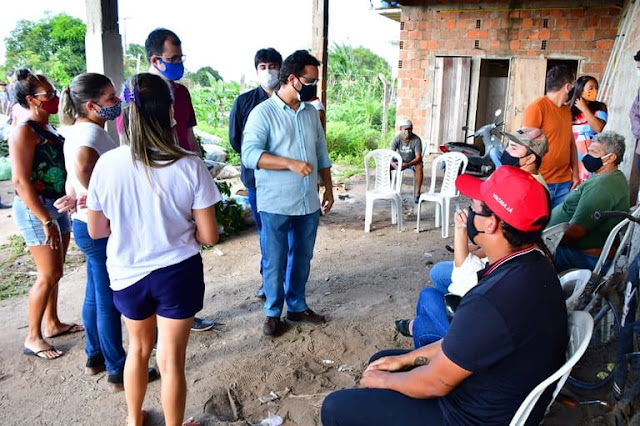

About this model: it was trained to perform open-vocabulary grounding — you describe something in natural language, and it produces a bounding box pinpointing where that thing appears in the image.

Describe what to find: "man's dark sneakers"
[191,317,214,332]
[263,316,282,336]
[255,285,266,299]
[286,309,326,324]
[107,367,160,392]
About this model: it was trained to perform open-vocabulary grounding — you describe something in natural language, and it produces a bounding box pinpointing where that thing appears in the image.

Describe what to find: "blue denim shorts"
[113,254,205,321]
[12,196,71,246]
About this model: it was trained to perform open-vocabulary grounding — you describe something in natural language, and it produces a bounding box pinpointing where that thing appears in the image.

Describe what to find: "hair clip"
[123,86,141,106]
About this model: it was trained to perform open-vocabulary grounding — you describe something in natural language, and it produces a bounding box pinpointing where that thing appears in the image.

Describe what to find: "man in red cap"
[321,166,568,426]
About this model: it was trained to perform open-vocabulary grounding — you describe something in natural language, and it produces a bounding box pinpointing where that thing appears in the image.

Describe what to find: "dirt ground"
[0,171,617,425]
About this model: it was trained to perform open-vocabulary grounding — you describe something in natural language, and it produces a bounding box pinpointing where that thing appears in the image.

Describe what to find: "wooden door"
[429,57,471,153]
[506,57,547,132]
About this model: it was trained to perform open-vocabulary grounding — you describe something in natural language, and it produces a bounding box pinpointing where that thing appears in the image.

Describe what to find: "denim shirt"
[242,94,331,216]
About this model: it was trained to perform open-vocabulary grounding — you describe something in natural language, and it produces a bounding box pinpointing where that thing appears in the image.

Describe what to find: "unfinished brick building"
[376,0,624,153]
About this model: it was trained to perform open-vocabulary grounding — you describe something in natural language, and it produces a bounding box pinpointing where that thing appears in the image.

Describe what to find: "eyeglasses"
[32,90,58,100]
[296,75,318,86]
[160,54,186,64]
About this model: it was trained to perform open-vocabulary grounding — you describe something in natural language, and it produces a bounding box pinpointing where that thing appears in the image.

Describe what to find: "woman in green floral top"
[9,69,83,360]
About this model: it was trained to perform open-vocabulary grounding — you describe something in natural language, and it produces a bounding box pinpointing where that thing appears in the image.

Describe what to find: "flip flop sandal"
[23,346,63,360]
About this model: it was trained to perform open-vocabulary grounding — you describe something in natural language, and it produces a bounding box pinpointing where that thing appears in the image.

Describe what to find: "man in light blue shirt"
[242,50,334,336]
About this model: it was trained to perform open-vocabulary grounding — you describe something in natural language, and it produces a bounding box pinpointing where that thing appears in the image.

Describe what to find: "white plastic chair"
[542,222,570,256]
[559,269,592,310]
[364,149,403,232]
[416,152,468,238]
[592,205,640,277]
[509,310,594,426]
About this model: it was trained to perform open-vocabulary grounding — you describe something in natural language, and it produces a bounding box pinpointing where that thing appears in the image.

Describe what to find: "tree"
[326,44,393,128]
[124,43,146,79]
[185,66,223,87]
[4,13,86,87]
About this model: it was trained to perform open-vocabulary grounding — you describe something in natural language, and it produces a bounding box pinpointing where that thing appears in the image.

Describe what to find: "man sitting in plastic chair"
[390,119,423,203]
[321,166,568,426]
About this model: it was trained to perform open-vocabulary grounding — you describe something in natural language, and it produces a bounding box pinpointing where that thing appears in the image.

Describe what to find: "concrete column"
[84,0,123,141]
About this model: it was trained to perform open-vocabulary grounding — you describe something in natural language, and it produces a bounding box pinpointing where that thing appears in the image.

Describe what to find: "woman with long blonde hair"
[87,73,219,426]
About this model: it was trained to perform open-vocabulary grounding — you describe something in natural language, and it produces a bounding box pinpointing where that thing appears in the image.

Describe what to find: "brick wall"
[395,2,623,138]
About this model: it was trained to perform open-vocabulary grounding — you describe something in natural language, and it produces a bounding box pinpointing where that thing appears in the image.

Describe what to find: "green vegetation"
[0,12,396,178]
[0,235,31,300]
[3,13,86,88]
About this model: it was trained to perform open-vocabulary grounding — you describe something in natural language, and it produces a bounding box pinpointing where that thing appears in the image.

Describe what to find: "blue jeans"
[73,220,126,375]
[248,188,262,232]
[412,287,450,348]
[547,181,572,209]
[554,244,609,274]
[260,211,320,318]
[321,349,445,425]
[429,261,454,293]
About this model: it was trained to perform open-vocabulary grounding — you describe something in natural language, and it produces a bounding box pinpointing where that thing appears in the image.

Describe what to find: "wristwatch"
[43,220,54,228]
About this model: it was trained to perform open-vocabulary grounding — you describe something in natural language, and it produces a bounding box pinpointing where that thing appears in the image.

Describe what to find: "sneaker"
[191,317,214,332]
[414,196,420,204]
[286,309,326,324]
[255,286,266,299]
[107,367,160,392]
[85,354,105,375]
[263,316,282,336]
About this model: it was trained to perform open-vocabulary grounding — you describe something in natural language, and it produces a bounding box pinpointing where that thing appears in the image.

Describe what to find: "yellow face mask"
[583,88,598,102]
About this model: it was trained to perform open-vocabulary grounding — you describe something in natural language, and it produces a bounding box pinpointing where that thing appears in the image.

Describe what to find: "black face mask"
[500,151,524,167]
[582,153,610,173]
[295,76,317,102]
[466,207,485,245]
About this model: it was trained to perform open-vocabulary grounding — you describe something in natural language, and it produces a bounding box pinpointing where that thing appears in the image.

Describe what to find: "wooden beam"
[312,0,329,132]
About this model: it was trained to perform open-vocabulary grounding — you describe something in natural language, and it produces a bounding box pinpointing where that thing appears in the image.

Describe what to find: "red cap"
[455,166,549,231]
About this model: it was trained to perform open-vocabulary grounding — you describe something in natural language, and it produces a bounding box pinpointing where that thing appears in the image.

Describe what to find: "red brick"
[564,41,575,51]
[550,9,563,18]
[509,10,520,18]
[588,17,598,27]
[560,30,571,40]
[445,20,456,30]
[510,39,521,50]
[528,30,539,40]
[419,40,429,49]
[583,28,596,41]
[489,39,501,50]
[539,29,550,39]
[555,18,567,29]
[526,50,538,56]
[428,40,438,50]
[467,29,477,39]
[522,18,534,29]
[572,9,585,18]
[409,30,420,40]
[596,39,613,50]
[548,40,563,50]
[456,20,467,30]
[520,10,532,19]
[476,29,488,39]
[420,59,429,69]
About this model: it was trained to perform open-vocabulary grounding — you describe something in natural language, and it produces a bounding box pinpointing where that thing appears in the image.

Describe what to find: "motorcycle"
[439,109,504,177]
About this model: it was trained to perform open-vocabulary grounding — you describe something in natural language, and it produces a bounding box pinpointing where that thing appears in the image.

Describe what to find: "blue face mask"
[155,59,185,81]
[96,100,122,121]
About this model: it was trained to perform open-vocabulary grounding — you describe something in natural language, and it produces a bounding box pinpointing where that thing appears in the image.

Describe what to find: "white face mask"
[636,68,640,78]
[258,69,279,90]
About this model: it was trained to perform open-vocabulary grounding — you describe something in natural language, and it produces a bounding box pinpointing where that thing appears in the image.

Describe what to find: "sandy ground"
[0,171,612,425]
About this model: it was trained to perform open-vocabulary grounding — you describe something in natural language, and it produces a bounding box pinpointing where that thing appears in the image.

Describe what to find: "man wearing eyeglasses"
[145,28,201,156]
[145,28,211,333]
[523,65,579,209]
[242,50,334,336]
